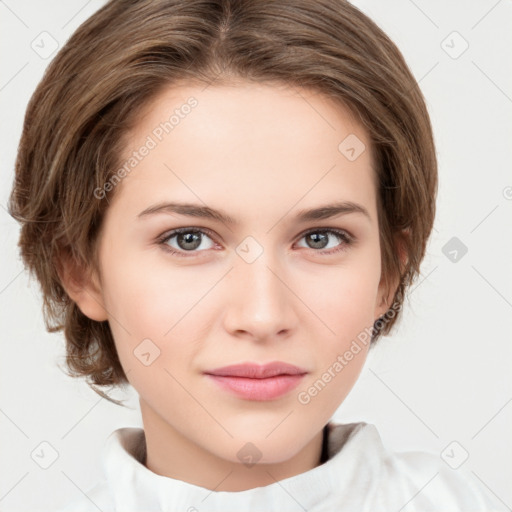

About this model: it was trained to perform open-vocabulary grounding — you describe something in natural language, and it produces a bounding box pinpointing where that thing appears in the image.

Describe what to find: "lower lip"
[205,374,306,401]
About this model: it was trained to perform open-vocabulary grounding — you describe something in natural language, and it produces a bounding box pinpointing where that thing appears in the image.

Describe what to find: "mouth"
[203,361,308,401]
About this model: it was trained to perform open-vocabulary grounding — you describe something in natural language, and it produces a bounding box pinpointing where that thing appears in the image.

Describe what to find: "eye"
[295,228,353,255]
[157,226,354,258]
[157,227,217,257]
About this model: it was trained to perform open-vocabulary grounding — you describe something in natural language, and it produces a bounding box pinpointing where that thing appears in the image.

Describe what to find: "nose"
[222,248,296,342]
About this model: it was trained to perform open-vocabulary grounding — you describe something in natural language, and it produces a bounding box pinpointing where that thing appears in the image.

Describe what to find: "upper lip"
[204,361,308,379]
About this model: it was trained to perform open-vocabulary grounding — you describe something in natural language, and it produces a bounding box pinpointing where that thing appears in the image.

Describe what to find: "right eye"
[157,227,218,257]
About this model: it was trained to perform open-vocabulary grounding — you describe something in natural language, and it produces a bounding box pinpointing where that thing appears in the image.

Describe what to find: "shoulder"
[378,444,506,511]
[55,479,114,512]
[327,422,506,511]
[55,427,145,511]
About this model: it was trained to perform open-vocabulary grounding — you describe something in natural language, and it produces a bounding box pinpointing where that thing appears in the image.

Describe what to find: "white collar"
[101,421,383,510]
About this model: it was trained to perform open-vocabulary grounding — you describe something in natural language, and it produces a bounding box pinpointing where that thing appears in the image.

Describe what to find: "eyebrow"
[137,200,371,225]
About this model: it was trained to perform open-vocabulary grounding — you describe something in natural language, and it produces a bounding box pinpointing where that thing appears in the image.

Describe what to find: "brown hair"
[9,0,437,405]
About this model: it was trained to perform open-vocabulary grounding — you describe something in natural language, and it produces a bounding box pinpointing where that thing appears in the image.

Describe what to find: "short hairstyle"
[9,0,437,405]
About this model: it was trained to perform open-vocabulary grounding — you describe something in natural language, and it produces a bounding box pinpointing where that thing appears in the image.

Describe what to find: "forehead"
[114,82,378,221]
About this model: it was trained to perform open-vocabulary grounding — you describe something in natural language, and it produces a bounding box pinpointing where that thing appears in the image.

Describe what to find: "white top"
[57,421,504,511]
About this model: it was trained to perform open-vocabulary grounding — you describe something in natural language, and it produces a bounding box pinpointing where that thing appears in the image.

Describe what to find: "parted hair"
[9,0,437,405]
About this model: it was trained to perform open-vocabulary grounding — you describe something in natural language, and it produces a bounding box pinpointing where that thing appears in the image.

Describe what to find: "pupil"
[178,232,201,250]
[308,232,328,249]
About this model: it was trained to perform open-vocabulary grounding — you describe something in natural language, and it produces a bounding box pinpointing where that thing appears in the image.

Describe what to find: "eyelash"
[156,226,354,258]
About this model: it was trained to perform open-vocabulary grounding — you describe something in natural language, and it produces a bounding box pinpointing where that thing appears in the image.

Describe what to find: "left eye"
[295,229,352,253]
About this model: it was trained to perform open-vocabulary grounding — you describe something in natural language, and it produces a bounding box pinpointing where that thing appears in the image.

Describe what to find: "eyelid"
[297,226,353,242]
[157,225,216,237]
[157,225,353,242]
[156,226,219,248]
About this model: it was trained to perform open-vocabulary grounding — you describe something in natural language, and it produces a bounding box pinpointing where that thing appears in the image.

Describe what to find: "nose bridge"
[238,242,285,305]
[225,237,293,337]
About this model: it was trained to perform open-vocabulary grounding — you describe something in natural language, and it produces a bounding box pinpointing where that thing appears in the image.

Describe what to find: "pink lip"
[204,362,308,401]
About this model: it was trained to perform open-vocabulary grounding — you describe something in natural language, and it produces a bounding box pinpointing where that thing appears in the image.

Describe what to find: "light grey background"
[1,1,511,510]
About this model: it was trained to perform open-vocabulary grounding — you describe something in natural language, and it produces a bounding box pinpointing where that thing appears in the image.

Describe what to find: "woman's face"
[81,81,394,483]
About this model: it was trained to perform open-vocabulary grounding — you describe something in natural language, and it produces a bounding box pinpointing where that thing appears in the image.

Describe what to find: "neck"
[139,399,326,492]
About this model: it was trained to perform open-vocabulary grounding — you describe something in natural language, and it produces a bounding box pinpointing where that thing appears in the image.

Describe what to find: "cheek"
[99,251,216,376]
[101,248,207,335]
[295,271,375,418]
[303,254,381,340]
[293,250,379,409]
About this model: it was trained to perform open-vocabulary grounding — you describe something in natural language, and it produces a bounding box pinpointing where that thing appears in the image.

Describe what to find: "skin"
[63,81,400,491]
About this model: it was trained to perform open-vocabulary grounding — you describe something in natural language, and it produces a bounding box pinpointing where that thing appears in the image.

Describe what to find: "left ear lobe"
[375,275,396,320]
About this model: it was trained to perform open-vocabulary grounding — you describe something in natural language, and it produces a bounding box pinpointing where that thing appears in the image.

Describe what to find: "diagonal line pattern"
[0,408,29,439]
[0,0,29,28]
[398,472,439,511]
[471,397,512,439]
[0,472,29,503]
[0,62,29,91]
[406,0,439,29]
[471,266,512,309]
[265,470,308,511]
[470,204,499,233]
[470,471,512,511]
[61,470,105,511]
[265,410,294,439]
[293,87,336,130]
[403,60,439,96]
[0,269,24,296]
[200,470,234,503]
[61,0,93,29]
[369,369,439,438]
[472,61,512,105]
[61,397,103,440]
[409,265,438,295]
[471,0,503,30]
[418,61,439,84]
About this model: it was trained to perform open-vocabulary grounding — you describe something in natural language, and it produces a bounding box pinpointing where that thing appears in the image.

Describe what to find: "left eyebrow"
[137,200,371,225]
[293,201,371,222]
